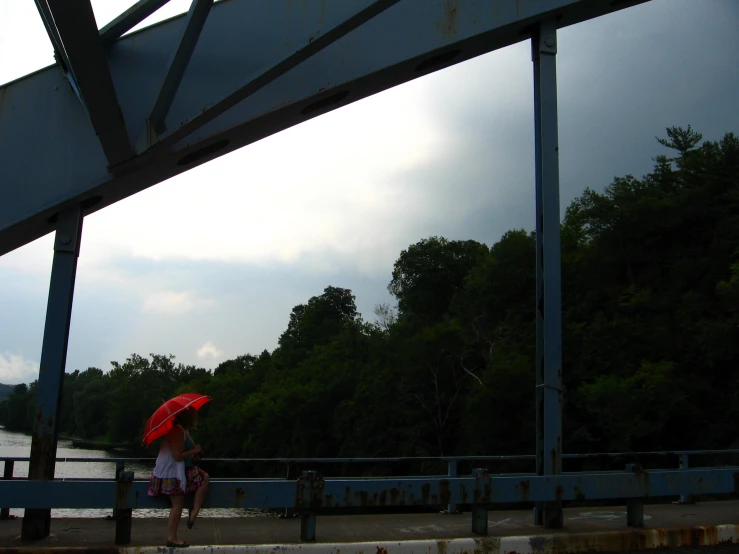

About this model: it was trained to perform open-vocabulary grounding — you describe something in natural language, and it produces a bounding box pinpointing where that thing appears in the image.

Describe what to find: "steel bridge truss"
[0,0,668,541]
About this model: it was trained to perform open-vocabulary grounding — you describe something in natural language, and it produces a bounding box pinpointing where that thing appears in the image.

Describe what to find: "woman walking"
[147,405,210,547]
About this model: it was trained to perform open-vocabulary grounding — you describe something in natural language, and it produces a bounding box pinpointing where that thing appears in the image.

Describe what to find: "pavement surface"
[2,500,739,549]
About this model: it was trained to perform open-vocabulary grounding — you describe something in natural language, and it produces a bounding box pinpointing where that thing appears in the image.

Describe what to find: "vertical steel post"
[115,470,134,544]
[626,464,645,527]
[471,468,489,535]
[446,459,458,514]
[532,19,563,529]
[626,499,644,528]
[679,453,694,504]
[21,206,83,541]
[299,470,318,541]
[112,461,125,519]
[1,461,14,519]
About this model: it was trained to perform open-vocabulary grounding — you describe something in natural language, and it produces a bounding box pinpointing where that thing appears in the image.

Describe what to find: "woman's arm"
[167,426,202,462]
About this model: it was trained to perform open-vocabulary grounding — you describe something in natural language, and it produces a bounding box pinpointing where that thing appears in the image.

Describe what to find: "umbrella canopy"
[143,392,211,445]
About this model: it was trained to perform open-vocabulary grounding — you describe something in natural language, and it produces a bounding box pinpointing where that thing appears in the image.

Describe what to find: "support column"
[446,459,459,514]
[21,206,83,541]
[532,19,563,529]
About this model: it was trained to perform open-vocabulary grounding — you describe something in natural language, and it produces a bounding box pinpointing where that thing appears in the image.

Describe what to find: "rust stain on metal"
[355,490,369,506]
[474,536,498,554]
[379,489,387,506]
[438,0,459,38]
[573,486,586,501]
[635,466,650,497]
[460,484,468,504]
[549,525,739,553]
[312,475,325,507]
[390,487,400,505]
[115,478,132,510]
[555,485,564,503]
[376,547,388,554]
[474,476,491,504]
[704,525,719,545]
[421,483,431,505]
[438,479,452,506]
[437,539,448,554]
[517,479,531,503]
[550,443,561,475]
[234,486,244,508]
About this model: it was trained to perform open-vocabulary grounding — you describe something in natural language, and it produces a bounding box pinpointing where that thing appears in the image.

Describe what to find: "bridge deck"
[2,500,739,550]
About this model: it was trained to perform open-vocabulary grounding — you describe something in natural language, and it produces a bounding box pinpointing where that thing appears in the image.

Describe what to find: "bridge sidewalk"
[2,501,739,552]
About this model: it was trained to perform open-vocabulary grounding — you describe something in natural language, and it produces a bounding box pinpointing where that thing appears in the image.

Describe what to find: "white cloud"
[196,341,223,361]
[72,74,450,276]
[0,352,39,385]
[142,290,215,315]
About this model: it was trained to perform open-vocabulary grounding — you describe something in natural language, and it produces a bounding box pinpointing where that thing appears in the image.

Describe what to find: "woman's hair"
[176,407,197,429]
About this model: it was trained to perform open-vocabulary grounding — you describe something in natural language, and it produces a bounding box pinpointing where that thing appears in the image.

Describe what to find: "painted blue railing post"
[299,470,320,541]
[625,464,645,527]
[112,461,125,520]
[679,453,696,504]
[0,460,13,520]
[446,459,459,514]
[114,470,134,544]
[471,468,489,535]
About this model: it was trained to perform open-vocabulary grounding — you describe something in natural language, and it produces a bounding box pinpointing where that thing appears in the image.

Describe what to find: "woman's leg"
[168,494,186,544]
[188,470,210,525]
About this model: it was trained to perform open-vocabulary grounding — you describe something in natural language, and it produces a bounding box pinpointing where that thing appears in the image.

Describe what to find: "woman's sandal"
[166,541,190,548]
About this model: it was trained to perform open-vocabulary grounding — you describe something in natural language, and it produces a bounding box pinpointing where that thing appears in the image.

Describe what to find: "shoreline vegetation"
[1,127,738,473]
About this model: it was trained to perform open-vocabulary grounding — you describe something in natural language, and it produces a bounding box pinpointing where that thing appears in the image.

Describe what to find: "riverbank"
[58,436,149,455]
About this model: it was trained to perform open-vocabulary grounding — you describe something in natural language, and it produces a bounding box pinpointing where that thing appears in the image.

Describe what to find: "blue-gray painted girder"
[0,0,651,257]
[32,0,134,167]
[148,0,215,136]
[145,0,403,149]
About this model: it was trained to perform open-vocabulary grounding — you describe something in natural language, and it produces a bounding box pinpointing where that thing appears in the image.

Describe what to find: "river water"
[0,426,267,519]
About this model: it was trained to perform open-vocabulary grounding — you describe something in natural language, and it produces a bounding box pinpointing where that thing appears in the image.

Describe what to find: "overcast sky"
[0,0,737,384]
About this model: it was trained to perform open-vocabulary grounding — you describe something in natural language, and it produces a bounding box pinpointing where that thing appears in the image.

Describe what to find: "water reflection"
[0,426,269,519]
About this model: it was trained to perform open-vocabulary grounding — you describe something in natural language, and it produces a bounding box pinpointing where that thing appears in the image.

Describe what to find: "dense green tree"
[275,286,359,367]
[389,237,488,322]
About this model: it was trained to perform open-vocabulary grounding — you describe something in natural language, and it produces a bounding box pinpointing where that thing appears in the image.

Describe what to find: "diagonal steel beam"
[99,0,173,48]
[149,0,214,135]
[152,0,401,149]
[33,0,134,167]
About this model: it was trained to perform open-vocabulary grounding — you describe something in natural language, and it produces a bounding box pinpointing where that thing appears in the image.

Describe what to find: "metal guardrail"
[3,450,739,544]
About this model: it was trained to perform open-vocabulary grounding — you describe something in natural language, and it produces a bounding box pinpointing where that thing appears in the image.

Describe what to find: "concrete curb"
[129,524,739,554]
[2,524,739,554]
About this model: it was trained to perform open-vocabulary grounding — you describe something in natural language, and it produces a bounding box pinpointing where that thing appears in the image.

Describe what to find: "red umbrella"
[143,393,211,445]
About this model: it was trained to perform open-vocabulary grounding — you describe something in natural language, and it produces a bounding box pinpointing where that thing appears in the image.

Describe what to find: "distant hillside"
[0,383,13,401]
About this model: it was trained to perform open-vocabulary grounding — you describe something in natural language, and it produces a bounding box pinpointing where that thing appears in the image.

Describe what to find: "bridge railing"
[3,450,739,544]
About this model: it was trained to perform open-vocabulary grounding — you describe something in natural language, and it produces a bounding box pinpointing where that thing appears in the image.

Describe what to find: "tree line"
[1,126,738,466]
